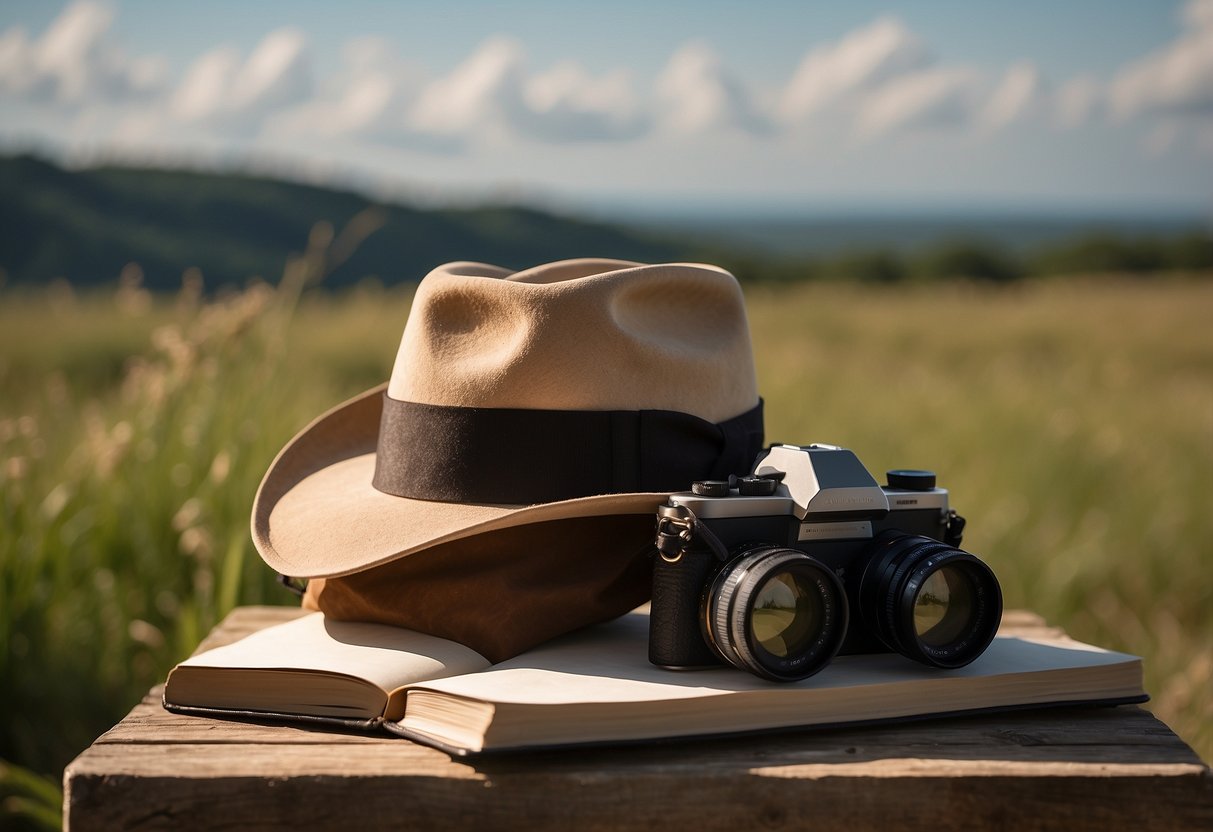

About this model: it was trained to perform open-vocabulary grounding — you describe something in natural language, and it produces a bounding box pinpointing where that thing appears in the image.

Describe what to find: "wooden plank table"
[64,607,1213,831]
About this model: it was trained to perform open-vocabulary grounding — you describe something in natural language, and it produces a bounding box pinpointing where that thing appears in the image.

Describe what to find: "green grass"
[1,264,1210,829]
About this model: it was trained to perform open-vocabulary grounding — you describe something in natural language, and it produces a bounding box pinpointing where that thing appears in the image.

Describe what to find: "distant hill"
[2,154,1209,289]
[0,155,687,290]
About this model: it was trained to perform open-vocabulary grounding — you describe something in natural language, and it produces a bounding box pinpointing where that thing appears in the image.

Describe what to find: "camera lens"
[860,532,1002,668]
[913,564,976,648]
[702,547,847,681]
[751,572,822,657]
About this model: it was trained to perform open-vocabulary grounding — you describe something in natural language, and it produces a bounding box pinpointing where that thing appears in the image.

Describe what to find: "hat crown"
[387,259,758,423]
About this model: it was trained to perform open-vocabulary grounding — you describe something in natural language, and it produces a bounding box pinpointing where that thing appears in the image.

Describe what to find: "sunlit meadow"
[1,236,1210,826]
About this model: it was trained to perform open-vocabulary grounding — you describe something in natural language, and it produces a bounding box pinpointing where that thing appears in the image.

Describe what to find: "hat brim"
[252,384,669,578]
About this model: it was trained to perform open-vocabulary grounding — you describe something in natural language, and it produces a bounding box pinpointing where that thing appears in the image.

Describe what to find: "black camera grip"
[650,548,720,668]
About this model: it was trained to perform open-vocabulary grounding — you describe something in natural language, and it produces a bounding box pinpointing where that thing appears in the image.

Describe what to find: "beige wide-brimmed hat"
[253,258,763,584]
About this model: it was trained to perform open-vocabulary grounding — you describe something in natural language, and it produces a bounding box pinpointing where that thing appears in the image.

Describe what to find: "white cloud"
[172,47,240,121]
[171,27,312,127]
[232,29,311,114]
[5,3,1213,181]
[1108,0,1213,120]
[978,62,1043,131]
[655,42,767,135]
[0,28,35,93]
[779,17,928,123]
[328,73,397,132]
[406,36,650,144]
[856,67,979,138]
[0,1,164,103]
[522,62,647,142]
[262,37,420,142]
[777,17,1010,140]
[409,36,526,138]
[329,38,413,133]
[1183,0,1213,30]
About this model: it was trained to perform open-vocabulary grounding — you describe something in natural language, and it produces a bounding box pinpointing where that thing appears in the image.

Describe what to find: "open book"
[163,609,1146,756]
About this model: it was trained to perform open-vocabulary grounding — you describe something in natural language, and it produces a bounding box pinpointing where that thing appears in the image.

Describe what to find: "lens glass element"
[750,571,823,658]
[858,531,1002,669]
[703,547,847,681]
[913,565,975,649]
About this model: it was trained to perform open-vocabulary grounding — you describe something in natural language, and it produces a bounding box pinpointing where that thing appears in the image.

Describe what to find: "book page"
[397,610,1143,751]
[410,611,1141,706]
[176,612,491,693]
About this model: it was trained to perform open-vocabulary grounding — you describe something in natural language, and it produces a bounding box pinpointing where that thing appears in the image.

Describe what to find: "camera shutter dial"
[736,476,778,496]
[692,480,731,497]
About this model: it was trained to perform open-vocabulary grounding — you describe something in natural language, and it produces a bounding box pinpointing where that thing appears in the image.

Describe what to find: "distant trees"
[721,232,1213,284]
[1029,232,1213,277]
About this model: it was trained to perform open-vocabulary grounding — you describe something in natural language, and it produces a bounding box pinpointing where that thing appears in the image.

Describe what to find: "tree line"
[705,231,1213,284]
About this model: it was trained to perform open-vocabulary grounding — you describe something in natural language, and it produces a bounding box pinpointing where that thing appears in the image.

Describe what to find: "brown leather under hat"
[253,258,763,659]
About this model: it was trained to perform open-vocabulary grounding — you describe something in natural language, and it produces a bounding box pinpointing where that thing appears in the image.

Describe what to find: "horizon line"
[4,140,1211,226]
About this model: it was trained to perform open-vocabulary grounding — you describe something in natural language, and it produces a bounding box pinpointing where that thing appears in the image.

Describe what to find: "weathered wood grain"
[64,606,1213,832]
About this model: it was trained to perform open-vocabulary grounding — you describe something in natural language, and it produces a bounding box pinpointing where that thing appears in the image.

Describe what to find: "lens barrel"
[702,547,847,682]
[859,531,1002,668]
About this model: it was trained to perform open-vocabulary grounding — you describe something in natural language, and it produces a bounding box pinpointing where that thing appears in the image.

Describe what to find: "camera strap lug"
[945,510,966,547]
[655,507,693,562]
[655,505,731,564]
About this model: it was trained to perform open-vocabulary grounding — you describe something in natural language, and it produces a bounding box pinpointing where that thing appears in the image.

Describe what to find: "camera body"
[650,444,999,681]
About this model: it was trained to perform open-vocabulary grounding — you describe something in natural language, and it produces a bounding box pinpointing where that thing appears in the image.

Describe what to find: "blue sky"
[2,1,1211,216]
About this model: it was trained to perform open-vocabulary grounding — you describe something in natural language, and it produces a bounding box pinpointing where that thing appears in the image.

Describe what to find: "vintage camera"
[649,444,1002,681]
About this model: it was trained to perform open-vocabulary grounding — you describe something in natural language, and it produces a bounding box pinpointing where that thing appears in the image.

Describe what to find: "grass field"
[1,258,1210,826]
